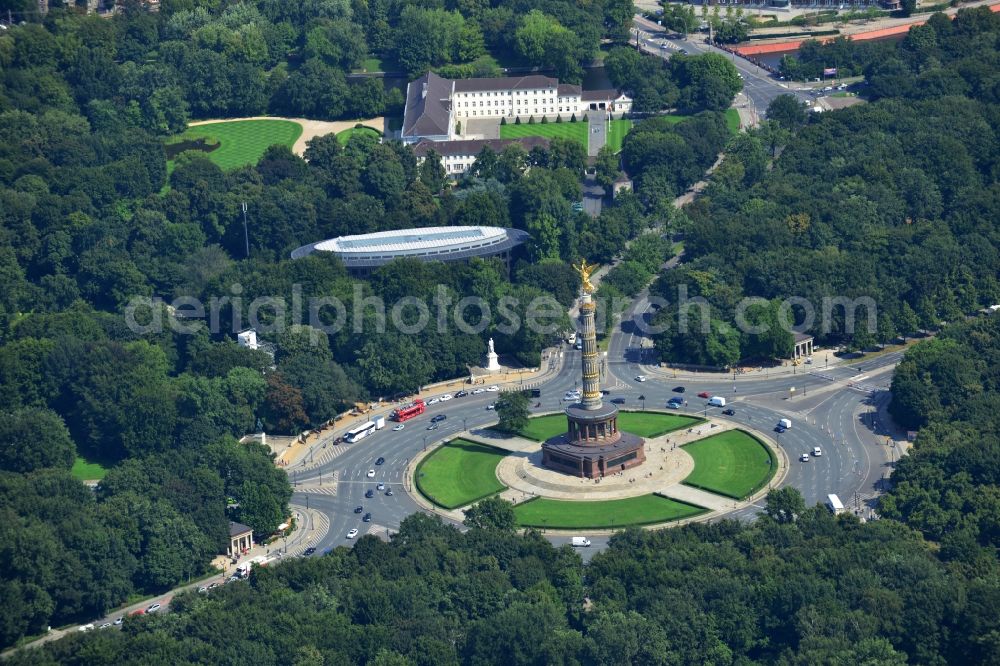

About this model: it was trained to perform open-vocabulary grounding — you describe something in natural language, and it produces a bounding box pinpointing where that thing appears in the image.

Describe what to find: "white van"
[708,396,726,407]
[571,537,591,547]
[778,418,792,429]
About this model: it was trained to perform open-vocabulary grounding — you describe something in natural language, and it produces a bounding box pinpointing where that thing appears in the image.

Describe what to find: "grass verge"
[517,411,702,442]
[681,429,776,499]
[71,456,108,481]
[415,438,508,509]
[514,494,706,529]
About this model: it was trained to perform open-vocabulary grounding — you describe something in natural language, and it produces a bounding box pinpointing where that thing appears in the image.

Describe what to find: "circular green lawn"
[415,438,508,509]
[514,495,706,529]
[517,411,702,442]
[681,430,776,500]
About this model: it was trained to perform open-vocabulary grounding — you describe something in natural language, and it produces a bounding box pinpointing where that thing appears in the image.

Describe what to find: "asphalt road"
[631,15,813,121]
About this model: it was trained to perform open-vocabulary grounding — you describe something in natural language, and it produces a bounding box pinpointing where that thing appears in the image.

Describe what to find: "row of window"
[455,89,557,97]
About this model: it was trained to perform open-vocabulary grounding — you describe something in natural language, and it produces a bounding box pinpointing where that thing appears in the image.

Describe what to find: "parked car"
[375,456,385,465]
[472,388,486,394]
[440,394,453,401]
[365,489,375,498]
[198,586,208,593]
[78,624,95,632]
[347,528,359,539]
[376,482,385,490]
[363,513,372,522]
[427,397,440,405]
[697,391,711,399]
[113,617,123,626]
[486,385,500,392]
[366,469,375,478]
[146,603,161,613]
[385,488,394,496]
[455,390,468,397]
[99,623,112,630]
[355,505,363,513]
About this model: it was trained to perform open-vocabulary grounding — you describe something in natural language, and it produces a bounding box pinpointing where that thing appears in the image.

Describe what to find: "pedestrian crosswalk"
[297,471,339,496]
[303,442,348,469]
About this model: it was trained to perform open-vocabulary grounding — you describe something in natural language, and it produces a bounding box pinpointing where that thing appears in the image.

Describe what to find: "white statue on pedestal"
[485,336,501,371]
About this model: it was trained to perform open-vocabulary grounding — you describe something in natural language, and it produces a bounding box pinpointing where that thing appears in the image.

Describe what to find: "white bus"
[344,421,377,443]
[827,494,845,515]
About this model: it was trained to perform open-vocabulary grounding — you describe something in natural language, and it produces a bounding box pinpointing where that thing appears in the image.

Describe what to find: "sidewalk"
[639,348,846,381]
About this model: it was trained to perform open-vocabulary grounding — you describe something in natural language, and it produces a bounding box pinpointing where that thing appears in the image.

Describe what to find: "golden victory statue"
[573,259,597,294]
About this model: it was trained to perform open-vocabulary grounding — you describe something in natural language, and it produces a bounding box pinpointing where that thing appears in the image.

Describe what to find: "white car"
[147,603,161,613]
[486,403,496,410]
[113,617,123,626]
[800,453,810,462]
[472,388,486,395]
[564,391,581,401]
[377,482,385,490]
[392,424,404,431]
[486,385,500,392]
[439,394,453,401]
[635,375,647,382]
[78,624,95,632]
[366,469,375,478]
[427,397,440,405]
[813,447,822,457]
[347,528,359,539]
[99,623,112,630]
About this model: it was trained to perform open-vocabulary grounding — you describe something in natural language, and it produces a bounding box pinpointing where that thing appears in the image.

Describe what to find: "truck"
[826,494,845,515]
[566,331,577,345]
[571,536,591,547]
[778,418,792,430]
[236,555,271,578]
[374,416,386,430]
[708,396,727,407]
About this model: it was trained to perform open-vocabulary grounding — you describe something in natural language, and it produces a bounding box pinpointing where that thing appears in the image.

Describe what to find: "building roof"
[291,226,531,268]
[793,332,814,343]
[403,72,453,139]
[412,136,550,158]
[453,74,559,93]
[229,521,252,537]
[581,89,628,101]
[558,83,582,97]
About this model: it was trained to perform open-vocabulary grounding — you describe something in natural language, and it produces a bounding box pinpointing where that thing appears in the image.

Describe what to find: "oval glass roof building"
[291,226,530,275]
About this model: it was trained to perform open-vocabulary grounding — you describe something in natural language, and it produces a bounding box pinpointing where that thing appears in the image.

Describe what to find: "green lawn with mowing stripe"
[337,126,381,145]
[606,119,632,152]
[514,494,706,529]
[682,429,776,499]
[415,438,508,509]
[517,411,702,442]
[167,119,303,171]
[71,456,108,481]
[500,120,588,146]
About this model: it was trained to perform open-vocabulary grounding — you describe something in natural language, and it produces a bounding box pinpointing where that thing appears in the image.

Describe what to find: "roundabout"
[407,411,785,532]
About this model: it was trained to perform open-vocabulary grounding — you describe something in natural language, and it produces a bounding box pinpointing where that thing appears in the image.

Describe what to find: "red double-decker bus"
[391,399,426,422]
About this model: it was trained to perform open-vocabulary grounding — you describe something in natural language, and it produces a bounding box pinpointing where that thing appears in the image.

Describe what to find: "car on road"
[347,528,359,539]
[673,386,685,393]
[635,375,647,382]
[366,469,376,477]
[564,390,581,401]
[610,397,626,404]
[800,453,810,462]
[304,547,317,556]
[486,402,496,410]
[697,391,711,399]
[377,482,385,490]
[385,488,393,496]
[392,424,404,431]
[813,447,822,457]
[355,505,363,513]
[147,603,161,613]
[775,425,786,433]
[198,586,208,593]
[365,489,375,498]
[678,48,688,54]
[363,513,372,522]
[722,408,735,416]
[440,394,453,401]
[375,456,385,465]
[209,583,219,589]
[78,624,95,632]
[427,397,440,405]
[472,388,486,394]
[666,401,681,409]
[486,385,500,392]
[431,414,447,423]
[113,617,123,626]
[426,423,439,430]
[455,390,468,398]
[99,623,112,630]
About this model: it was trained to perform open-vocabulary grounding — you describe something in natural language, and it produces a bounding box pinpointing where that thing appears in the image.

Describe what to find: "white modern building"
[291,226,530,276]
[402,72,632,144]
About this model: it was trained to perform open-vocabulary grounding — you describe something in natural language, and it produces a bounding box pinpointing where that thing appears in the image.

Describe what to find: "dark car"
[385,488,394,496]
[375,457,385,465]
[610,397,626,405]
[774,425,786,433]
[673,386,686,393]
[365,489,375,498]
[363,513,372,522]
[303,547,317,556]
[431,414,447,423]
[697,391,711,399]
[354,505,363,513]
[722,408,735,416]
[455,390,468,398]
